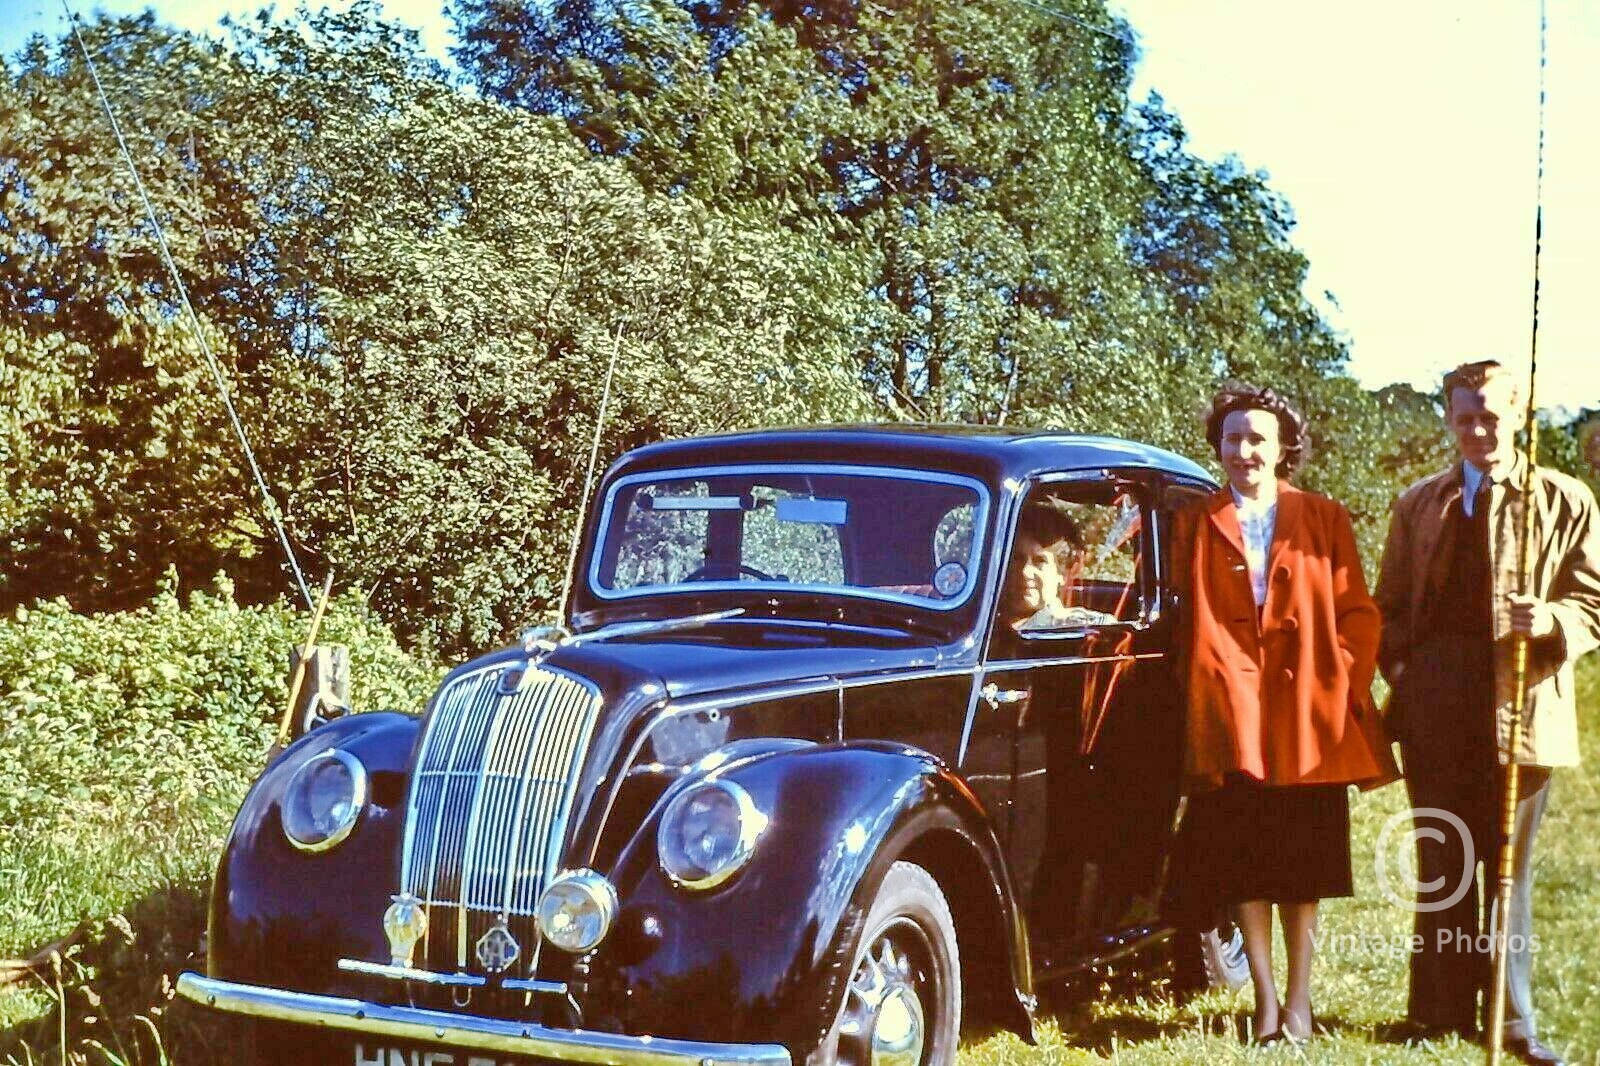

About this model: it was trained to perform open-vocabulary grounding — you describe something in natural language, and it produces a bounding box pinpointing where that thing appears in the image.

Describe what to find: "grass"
[3,663,1597,1064]
[957,655,1600,1066]
[0,798,236,1064]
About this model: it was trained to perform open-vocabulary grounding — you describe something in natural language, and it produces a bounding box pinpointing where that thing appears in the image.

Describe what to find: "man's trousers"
[1401,736,1551,1040]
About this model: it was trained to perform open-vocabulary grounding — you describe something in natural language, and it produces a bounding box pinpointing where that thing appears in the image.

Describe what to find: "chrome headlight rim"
[656,777,767,891]
[536,869,619,954]
[281,747,368,853]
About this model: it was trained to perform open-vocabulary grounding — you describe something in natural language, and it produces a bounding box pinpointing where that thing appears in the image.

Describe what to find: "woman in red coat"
[1170,384,1397,1044]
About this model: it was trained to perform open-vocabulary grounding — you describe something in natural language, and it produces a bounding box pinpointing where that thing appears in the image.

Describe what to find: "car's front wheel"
[814,860,961,1066]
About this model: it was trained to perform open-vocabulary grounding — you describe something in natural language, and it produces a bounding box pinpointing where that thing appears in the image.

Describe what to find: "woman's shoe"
[1249,1003,1285,1045]
[1280,1005,1314,1043]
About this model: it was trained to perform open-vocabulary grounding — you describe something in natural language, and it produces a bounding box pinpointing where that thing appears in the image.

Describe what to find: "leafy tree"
[449,0,1404,505]
[453,0,1182,426]
[1539,408,1600,498]
[1,7,872,652]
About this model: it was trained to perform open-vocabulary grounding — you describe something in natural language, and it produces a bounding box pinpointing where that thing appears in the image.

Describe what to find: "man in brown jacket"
[1375,360,1600,1066]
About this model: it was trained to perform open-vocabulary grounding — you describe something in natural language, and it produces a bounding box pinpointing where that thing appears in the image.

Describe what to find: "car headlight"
[536,870,618,954]
[281,748,367,852]
[656,779,767,891]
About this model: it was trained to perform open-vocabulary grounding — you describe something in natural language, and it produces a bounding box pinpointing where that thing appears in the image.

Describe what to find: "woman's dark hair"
[1202,383,1310,479]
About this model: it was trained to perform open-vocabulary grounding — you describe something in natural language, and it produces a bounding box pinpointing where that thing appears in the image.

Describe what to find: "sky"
[3,0,1596,410]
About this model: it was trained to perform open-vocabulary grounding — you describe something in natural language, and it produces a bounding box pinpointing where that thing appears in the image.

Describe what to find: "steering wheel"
[682,562,776,582]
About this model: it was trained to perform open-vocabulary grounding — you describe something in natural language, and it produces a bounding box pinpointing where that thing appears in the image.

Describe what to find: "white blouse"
[1230,488,1278,607]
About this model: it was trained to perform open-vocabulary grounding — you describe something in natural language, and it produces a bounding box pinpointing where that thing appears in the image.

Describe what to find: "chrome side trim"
[178,973,791,1065]
[980,652,1163,671]
[665,664,979,717]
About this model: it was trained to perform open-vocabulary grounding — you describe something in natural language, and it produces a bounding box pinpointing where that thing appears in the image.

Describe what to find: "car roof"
[610,423,1216,485]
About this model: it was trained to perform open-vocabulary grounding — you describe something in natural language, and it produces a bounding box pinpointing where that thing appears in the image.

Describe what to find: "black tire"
[812,861,961,1066]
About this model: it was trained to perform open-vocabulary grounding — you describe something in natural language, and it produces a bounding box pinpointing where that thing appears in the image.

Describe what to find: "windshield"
[590,465,989,611]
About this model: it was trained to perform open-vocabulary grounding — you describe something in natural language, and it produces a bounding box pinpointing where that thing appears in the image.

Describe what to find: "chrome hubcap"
[838,921,929,1066]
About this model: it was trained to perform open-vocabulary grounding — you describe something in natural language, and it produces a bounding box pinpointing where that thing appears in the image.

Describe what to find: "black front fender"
[593,742,1033,1054]
[207,712,420,994]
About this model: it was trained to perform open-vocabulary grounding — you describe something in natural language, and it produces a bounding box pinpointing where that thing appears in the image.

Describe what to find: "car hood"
[558,633,948,702]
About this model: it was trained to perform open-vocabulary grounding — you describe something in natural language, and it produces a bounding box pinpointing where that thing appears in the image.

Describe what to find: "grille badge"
[497,664,530,695]
[475,919,521,974]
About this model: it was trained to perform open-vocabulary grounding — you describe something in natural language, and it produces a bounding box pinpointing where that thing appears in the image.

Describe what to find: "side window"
[998,482,1146,640]
[1063,495,1143,622]
[741,484,846,583]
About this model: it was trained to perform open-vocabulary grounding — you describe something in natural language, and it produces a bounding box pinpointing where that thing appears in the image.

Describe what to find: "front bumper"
[176,973,791,1066]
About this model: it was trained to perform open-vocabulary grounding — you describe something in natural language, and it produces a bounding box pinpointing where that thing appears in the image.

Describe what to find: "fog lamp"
[536,870,617,954]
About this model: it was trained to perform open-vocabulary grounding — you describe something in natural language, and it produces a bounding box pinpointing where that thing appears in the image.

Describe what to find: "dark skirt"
[1164,775,1352,923]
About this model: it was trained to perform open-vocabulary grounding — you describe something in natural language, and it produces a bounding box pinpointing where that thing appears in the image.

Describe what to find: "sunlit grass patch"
[2,663,1597,1064]
[958,657,1600,1065]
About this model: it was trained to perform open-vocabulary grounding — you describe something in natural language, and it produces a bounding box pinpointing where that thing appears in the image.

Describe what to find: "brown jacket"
[1174,484,1398,791]
[1374,461,1600,766]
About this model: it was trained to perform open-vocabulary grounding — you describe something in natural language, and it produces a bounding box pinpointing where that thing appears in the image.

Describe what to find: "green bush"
[0,574,442,838]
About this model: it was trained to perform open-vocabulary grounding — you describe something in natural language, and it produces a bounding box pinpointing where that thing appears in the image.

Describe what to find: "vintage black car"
[179,425,1244,1066]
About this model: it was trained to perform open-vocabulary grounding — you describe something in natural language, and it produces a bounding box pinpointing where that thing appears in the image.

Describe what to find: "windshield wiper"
[727,597,949,642]
[565,608,747,646]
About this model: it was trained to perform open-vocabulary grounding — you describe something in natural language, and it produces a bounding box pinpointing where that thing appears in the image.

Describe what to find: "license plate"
[352,1044,507,1066]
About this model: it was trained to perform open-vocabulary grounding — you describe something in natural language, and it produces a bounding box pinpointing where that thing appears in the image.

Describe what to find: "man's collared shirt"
[1461,460,1486,516]
[1460,456,1525,517]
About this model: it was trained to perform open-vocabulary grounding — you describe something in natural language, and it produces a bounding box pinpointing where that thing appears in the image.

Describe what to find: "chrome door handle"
[981,683,1029,707]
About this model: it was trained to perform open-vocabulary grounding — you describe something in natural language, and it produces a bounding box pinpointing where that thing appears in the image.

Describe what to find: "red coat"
[1174,484,1398,791]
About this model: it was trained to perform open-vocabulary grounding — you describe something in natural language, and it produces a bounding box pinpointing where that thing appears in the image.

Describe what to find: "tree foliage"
[451,1,1352,436]
[2,0,1496,649]
[2,6,870,652]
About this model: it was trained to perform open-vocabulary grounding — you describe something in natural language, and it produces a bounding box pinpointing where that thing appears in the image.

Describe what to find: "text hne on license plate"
[354,1044,507,1066]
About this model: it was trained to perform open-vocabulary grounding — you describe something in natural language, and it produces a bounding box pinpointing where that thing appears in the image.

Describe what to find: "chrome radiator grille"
[400,663,601,972]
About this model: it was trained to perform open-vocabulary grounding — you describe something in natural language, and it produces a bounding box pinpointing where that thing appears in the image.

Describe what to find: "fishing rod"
[62,0,316,612]
[1485,1,1547,1061]
[556,321,626,628]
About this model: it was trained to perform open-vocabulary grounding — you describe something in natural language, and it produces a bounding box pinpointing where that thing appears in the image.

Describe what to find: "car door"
[983,473,1188,971]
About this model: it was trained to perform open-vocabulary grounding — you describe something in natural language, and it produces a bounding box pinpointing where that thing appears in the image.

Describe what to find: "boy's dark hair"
[1017,497,1084,568]
[1202,382,1310,478]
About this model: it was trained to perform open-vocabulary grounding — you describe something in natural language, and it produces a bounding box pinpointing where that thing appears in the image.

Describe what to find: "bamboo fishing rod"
[1485,1,1547,1061]
[63,0,317,613]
